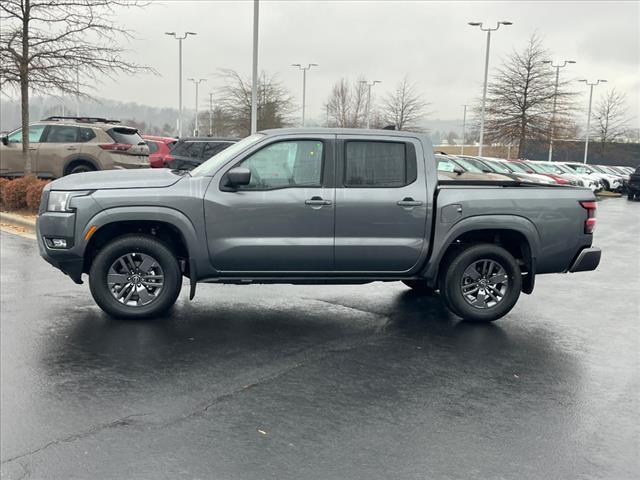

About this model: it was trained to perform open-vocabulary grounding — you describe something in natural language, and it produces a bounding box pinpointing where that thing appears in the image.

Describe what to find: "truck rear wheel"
[439,244,521,322]
[89,234,182,319]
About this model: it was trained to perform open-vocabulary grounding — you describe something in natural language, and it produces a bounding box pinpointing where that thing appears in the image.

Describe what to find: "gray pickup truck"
[36,128,601,322]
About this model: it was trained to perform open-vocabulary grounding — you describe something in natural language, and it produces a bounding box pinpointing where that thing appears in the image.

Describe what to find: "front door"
[334,136,429,273]
[0,125,46,176]
[204,135,335,273]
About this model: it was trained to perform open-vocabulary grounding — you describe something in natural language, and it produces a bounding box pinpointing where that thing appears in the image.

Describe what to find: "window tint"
[485,160,511,174]
[46,125,78,143]
[78,128,96,142]
[202,141,232,159]
[7,125,46,143]
[344,141,411,187]
[171,141,203,158]
[107,127,144,145]
[146,141,159,154]
[239,140,323,190]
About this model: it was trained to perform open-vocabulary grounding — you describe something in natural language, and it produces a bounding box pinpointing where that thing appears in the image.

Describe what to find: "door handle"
[397,197,423,207]
[305,196,332,206]
[66,146,77,151]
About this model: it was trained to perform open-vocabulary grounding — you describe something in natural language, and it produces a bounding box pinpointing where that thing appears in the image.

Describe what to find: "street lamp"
[165,31,197,138]
[468,20,513,156]
[187,78,207,136]
[543,59,576,161]
[251,0,259,134]
[359,79,381,129]
[461,104,468,155]
[292,63,319,127]
[578,79,607,164]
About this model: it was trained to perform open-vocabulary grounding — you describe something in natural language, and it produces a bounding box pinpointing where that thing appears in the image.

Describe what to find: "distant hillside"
[0,97,185,135]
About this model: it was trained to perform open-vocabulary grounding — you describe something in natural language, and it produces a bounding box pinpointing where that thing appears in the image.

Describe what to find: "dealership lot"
[1,198,638,479]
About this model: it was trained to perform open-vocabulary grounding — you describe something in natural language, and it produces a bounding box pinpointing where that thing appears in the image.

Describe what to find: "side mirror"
[1,136,8,146]
[225,167,251,188]
[453,166,464,176]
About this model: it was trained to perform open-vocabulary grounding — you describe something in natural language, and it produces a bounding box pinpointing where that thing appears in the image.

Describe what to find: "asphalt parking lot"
[1,198,638,480]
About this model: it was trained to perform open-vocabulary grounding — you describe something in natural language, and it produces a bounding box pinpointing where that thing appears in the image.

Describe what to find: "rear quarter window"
[146,141,159,154]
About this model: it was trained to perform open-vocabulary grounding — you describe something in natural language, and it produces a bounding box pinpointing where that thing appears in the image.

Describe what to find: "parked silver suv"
[0,116,149,178]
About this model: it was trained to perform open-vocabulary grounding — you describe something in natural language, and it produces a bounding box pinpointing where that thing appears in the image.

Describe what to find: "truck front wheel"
[89,234,183,319]
[439,244,521,322]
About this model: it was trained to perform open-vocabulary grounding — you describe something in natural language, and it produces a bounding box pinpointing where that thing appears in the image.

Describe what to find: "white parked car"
[528,161,600,192]
[563,162,620,191]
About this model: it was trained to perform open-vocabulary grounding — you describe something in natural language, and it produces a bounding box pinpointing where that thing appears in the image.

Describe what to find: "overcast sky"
[98,0,639,126]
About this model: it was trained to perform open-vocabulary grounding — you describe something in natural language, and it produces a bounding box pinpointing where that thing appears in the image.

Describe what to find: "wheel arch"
[63,156,100,176]
[423,215,541,293]
[80,207,202,282]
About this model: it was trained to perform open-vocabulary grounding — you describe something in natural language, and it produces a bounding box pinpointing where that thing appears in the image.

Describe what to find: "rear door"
[37,125,85,177]
[334,135,428,273]
[204,135,335,272]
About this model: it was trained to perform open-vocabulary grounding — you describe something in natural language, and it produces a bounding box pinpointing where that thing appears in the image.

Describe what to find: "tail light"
[580,201,597,234]
[98,143,132,151]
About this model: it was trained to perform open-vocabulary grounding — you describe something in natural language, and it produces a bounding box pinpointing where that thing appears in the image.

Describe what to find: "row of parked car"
[1,116,638,199]
[435,152,636,194]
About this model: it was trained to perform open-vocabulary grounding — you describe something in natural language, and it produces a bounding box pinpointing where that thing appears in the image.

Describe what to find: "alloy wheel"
[460,259,509,309]
[107,252,164,307]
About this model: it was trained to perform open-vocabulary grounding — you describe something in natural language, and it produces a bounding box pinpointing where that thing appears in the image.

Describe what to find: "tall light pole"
[165,32,197,138]
[251,0,259,134]
[543,59,576,161]
[188,78,207,136]
[468,20,513,156]
[292,63,318,126]
[359,79,381,128]
[578,79,607,164]
[461,104,468,155]
[208,93,214,136]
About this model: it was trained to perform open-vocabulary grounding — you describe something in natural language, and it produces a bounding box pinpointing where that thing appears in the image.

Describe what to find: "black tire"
[628,192,635,201]
[67,162,96,175]
[439,244,522,322]
[402,280,438,296]
[89,234,182,319]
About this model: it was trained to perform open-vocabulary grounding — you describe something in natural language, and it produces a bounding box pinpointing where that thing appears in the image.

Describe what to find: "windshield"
[506,162,530,173]
[588,165,606,174]
[451,157,483,173]
[483,160,511,174]
[191,134,265,176]
[527,162,550,174]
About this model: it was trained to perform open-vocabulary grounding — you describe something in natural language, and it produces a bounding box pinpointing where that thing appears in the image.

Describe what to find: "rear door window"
[107,127,144,145]
[344,141,414,187]
[46,125,79,143]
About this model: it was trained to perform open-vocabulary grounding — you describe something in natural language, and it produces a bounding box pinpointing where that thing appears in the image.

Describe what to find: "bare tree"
[380,76,429,131]
[215,69,295,137]
[483,34,573,158]
[325,77,368,128]
[594,88,631,156]
[0,0,151,173]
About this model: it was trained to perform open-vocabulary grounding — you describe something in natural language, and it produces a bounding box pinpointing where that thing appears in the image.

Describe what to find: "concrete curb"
[0,211,36,233]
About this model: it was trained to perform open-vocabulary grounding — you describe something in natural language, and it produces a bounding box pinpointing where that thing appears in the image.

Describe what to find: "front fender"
[422,214,542,284]
[81,206,207,279]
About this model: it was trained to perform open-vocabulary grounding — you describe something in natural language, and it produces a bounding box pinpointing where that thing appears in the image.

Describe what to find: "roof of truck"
[259,127,428,138]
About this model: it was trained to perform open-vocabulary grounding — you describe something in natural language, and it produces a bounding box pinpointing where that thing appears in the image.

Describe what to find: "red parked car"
[143,135,177,168]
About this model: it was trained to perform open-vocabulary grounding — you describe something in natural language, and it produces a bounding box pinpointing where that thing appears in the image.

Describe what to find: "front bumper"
[568,247,601,273]
[36,213,85,284]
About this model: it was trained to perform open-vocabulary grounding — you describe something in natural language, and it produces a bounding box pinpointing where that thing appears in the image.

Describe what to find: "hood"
[47,168,184,191]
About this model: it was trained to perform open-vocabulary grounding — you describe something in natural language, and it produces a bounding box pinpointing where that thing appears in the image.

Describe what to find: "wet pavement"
[1,198,638,480]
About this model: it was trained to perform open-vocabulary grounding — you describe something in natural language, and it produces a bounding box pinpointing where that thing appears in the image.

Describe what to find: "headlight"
[47,190,91,212]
